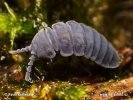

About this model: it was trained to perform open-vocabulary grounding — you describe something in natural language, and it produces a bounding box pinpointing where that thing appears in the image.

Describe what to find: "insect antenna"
[25,52,36,82]
[9,45,31,54]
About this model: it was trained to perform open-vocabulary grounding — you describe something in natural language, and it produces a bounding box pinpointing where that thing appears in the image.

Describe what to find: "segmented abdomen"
[34,20,120,68]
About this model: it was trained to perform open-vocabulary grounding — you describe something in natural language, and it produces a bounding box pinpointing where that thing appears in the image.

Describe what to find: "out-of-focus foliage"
[0,2,33,48]
[0,0,47,48]
[0,13,33,47]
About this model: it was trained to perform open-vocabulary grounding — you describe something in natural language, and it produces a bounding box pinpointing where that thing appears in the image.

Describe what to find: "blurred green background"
[0,0,133,99]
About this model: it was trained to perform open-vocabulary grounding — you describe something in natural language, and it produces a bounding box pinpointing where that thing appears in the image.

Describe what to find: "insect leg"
[9,45,31,54]
[25,52,36,82]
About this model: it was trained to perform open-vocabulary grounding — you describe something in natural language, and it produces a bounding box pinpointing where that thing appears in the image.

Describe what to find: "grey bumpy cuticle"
[9,20,121,82]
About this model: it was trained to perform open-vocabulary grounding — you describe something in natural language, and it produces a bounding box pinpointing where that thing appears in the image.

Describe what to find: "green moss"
[53,82,87,100]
